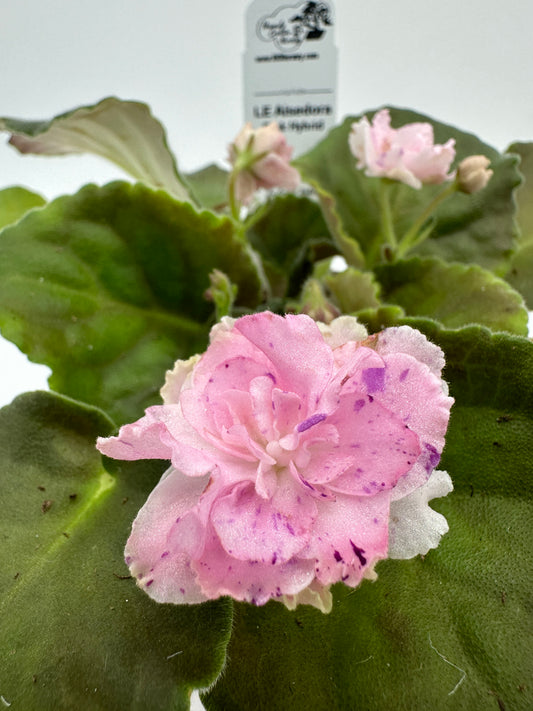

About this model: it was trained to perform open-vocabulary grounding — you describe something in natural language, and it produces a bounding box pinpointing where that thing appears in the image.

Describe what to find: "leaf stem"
[398,182,458,258]
[379,180,398,253]
[228,169,241,221]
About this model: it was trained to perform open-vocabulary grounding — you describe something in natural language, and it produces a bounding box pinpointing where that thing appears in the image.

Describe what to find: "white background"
[1,0,532,402]
[0,4,531,707]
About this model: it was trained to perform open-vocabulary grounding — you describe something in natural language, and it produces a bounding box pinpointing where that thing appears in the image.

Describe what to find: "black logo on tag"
[257,2,333,53]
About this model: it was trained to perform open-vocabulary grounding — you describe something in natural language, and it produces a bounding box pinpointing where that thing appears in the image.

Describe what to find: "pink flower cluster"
[228,122,300,204]
[349,109,456,189]
[97,313,453,612]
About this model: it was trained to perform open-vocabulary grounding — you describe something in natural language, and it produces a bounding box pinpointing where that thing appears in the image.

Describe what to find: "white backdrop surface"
[1,0,532,398]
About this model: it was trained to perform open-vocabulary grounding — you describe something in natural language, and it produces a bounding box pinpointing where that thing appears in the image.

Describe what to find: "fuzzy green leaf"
[185,164,229,211]
[507,142,533,245]
[355,304,407,334]
[0,97,191,202]
[0,182,263,424]
[504,143,533,306]
[375,256,528,334]
[314,260,381,313]
[507,242,533,308]
[0,186,46,230]
[246,194,336,298]
[204,326,533,711]
[296,108,521,272]
[0,391,232,711]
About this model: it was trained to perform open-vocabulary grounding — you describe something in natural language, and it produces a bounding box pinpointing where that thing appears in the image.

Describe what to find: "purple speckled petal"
[124,467,211,604]
[300,391,420,494]
[306,490,391,587]
[362,367,386,393]
[235,312,334,410]
[194,529,315,605]
[211,480,314,564]
[297,413,327,433]
[97,405,215,477]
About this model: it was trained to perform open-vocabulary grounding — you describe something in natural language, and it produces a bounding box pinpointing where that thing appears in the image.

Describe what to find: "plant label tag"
[244,0,337,156]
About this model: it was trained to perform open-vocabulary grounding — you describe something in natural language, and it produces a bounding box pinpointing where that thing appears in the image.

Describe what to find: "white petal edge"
[161,354,201,404]
[376,325,446,383]
[282,580,333,613]
[388,469,453,559]
[317,315,368,349]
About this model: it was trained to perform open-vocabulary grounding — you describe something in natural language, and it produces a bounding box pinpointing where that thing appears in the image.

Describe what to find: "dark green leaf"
[0,182,263,424]
[204,326,533,711]
[312,186,367,268]
[314,260,381,313]
[504,143,533,307]
[296,108,521,272]
[0,391,232,711]
[354,304,407,334]
[0,97,191,202]
[0,186,45,230]
[246,194,337,298]
[184,164,229,211]
[375,256,528,334]
[507,242,533,308]
[507,142,533,245]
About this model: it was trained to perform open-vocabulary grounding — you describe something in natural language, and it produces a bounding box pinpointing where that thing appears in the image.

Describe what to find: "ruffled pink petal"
[369,351,453,500]
[271,388,304,438]
[349,109,455,188]
[124,468,210,604]
[375,325,445,379]
[322,342,385,402]
[211,479,314,564]
[307,490,391,587]
[194,528,316,605]
[396,121,435,151]
[96,408,176,462]
[300,391,421,495]
[190,322,273,394]
[407,140,456,183]
[97,405,221,478]
[235,312,334,410]
[180,355,274,444]
[369,109,393,154]
[249,375,278,441]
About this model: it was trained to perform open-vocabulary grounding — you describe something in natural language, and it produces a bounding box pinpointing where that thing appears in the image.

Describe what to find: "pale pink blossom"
[228,122,301,204]
[349,109,456,189]
[97,313,453,612]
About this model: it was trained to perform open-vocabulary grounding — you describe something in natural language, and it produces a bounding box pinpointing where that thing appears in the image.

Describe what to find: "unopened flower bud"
[456,155,493,194]
[228,122,300,204]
